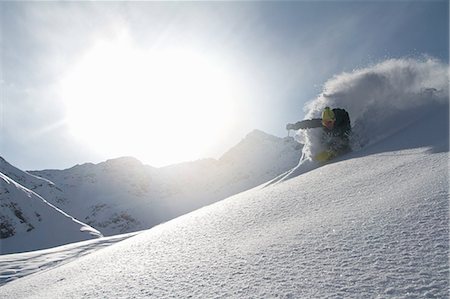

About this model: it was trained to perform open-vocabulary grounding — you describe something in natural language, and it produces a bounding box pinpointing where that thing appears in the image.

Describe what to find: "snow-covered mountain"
[8,131,301,236]
[0,171,102,254]
[0,57,447,298]
[0,57,447,297]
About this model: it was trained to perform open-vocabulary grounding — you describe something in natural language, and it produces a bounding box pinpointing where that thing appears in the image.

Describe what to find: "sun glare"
[61,34,238,166]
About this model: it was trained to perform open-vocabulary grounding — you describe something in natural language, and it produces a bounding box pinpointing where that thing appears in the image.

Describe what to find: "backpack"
[332,108,351,134]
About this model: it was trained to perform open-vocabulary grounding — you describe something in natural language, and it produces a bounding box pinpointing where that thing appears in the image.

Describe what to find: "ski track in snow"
[0,57,448,298]
[0,146,447,298]
[0,233,138,286]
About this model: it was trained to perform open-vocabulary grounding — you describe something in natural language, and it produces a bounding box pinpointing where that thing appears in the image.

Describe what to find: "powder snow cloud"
[297,57,449,159]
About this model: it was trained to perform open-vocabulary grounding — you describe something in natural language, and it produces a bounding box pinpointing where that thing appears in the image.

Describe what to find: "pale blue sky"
[1,1,448,170]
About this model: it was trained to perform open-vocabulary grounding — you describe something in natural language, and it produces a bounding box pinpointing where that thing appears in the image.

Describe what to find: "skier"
[286,107,351,161]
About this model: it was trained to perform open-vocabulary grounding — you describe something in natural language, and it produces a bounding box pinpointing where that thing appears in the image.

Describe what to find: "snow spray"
[296,57,449,160]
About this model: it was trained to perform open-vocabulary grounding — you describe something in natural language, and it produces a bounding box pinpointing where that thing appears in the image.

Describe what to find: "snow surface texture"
[0,57,448,298]
[0,110,447,298]
[0,232,137,286]
[17,131,300,237]
[0,172,102,254]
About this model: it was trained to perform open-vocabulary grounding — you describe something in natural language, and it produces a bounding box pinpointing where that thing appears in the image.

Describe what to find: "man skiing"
[286,107,351,161]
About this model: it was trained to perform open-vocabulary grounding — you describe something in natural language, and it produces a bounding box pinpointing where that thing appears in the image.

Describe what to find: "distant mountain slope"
[219,130,303,188]
[0,97,447,298]
[0,157,66,205]
[0,57,447,297]
[0,172,102,254]
[17,131,301,236]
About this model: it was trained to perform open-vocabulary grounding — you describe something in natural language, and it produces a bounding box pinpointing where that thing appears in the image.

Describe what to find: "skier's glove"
[286,123,294,130]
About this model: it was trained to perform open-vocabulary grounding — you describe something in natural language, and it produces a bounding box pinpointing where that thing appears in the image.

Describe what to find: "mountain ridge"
[0,171,102,254]
[1,103,447,297]
[1,129,302,244]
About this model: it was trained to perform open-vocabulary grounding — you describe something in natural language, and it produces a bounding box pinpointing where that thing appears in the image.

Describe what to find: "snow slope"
[0,232,138,286]
[0,57,447,298]
[297,57,448,160]
[24,131,301,236]
[0,157,67,207]
[273,57,449,184]
[0,172,102,254]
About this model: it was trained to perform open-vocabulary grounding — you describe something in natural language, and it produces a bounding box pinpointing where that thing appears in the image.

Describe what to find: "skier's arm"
[287,119,322,130]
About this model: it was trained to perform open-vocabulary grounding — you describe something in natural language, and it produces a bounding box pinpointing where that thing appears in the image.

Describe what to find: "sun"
[61,34,239,166]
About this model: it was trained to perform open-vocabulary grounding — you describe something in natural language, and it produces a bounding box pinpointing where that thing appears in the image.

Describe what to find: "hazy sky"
[1,1,448,170]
